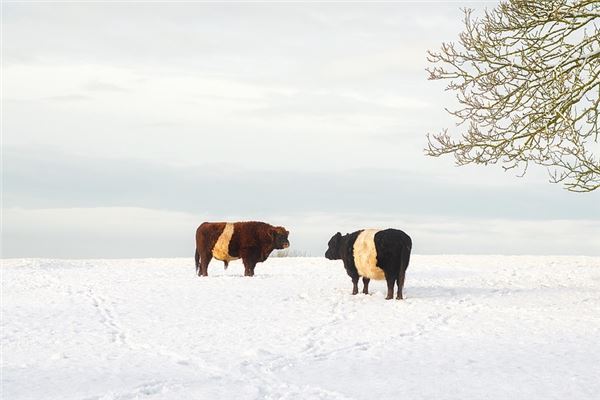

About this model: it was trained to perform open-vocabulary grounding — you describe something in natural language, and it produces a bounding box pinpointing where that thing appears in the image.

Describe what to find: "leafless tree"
[426,0,599,192]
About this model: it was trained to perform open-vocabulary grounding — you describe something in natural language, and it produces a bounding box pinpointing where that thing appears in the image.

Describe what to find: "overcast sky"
[3,1,599,258]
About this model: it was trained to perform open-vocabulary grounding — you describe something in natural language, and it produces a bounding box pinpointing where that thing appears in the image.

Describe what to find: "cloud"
[83,80,130,93]
[4,3,598,258]
[250,90,429,118]
[3,207,599,258]
[4,148,599,222]
[279,212,600,256]
[43,94,91,102]
[2,207,198,258]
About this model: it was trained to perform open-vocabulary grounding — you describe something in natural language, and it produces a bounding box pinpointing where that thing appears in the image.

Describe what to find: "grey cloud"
[83,81,130,93]
[136,121,183,128]
[249,91,429,118]
[4,207,599,258]
[3,4,460,84]
[5,148,599,221]
[44,94,91,102]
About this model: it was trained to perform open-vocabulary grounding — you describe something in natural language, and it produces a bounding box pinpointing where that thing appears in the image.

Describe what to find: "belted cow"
[325,228,412,300]
[195,221,290,277]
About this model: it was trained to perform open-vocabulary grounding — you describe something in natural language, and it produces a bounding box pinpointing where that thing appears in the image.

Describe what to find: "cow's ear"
[335,232,342,238]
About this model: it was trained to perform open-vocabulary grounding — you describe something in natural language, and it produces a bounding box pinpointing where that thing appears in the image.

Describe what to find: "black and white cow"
[325,229,412,300]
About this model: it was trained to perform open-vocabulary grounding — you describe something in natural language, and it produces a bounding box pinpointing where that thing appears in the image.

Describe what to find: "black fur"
[325,229,412,300]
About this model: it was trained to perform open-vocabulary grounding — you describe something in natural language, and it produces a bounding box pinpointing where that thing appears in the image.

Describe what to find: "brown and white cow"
[195,221,290,277]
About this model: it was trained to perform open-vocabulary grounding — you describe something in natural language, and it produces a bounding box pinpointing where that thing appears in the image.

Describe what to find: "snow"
[2,255,600,400]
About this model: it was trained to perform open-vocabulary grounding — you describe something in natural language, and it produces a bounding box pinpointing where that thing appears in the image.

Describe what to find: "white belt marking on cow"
[353,229,385,280]
[212,223,239,262]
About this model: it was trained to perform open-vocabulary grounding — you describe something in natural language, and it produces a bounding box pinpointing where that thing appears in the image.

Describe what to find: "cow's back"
[197,221,274,259]
[343,228,411,280]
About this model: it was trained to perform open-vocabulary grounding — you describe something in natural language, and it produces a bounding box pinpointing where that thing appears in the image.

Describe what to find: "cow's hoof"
[385,295,393,300]
[396,296,403,300]
[352,290,358,295]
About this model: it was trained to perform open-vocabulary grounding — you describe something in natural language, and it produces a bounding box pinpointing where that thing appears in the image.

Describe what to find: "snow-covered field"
[2,255,600,400]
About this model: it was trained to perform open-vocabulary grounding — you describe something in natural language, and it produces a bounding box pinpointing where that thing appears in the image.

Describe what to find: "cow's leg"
[362,277,370,294]
[385,272,395,300]
[199,252,212,277]
[396,269,406,300]
[351,276,360,295]
[242,258,256,277]
[344,263,360,295]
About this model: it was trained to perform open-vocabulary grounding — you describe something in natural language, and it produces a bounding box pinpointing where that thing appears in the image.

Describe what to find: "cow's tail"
[195,248,200,274]
[401,240,412,272]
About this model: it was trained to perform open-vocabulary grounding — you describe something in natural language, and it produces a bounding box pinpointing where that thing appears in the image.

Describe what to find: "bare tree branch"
[426,0,600,192]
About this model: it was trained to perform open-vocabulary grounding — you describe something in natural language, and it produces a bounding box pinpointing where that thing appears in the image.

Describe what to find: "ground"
[2,255,600,400]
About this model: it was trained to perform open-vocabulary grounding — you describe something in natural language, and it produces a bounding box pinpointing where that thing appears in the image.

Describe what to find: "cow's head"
[325,232,342,260]
[272,226,290,249]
